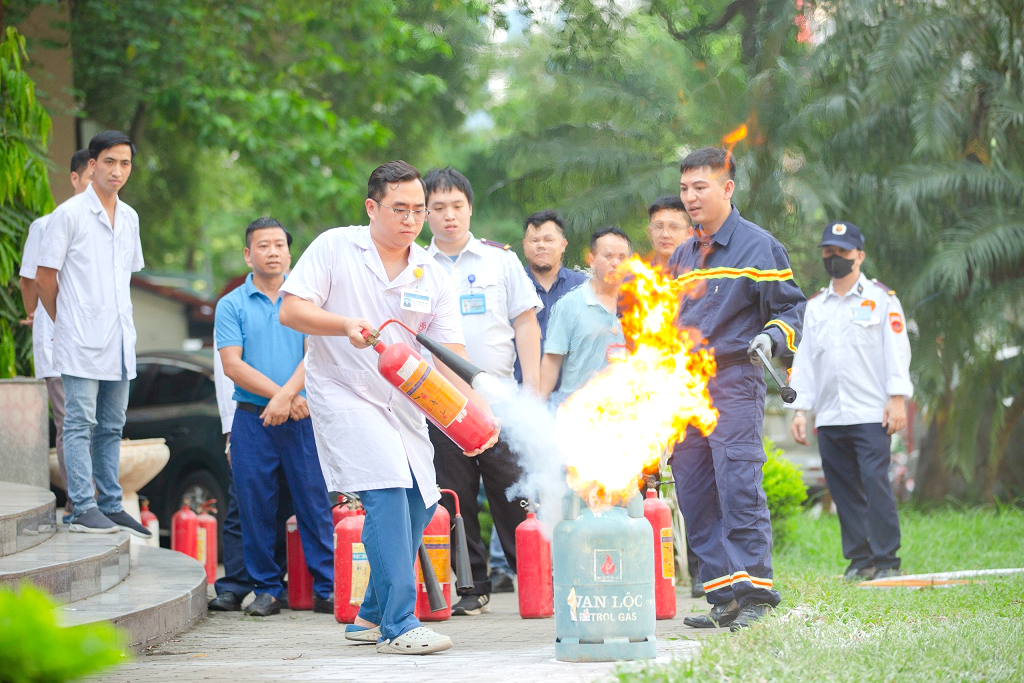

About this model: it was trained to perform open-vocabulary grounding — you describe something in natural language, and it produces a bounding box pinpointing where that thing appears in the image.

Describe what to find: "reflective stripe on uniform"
[703,570,773,592]
[677,267,794,286]
[765,319,797,353]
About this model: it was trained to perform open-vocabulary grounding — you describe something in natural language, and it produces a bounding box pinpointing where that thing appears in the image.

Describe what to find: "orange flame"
[556,257,719,508]
[722,124,749,150]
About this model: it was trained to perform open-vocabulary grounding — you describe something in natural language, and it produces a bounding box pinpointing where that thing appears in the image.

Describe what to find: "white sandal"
[375,626,452,655]
[344,624,380,644]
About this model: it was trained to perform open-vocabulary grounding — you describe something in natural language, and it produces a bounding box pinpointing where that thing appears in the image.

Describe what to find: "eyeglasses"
[374,200,430,221]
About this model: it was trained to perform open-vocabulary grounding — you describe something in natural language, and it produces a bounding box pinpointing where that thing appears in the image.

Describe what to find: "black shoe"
[279,590,289,610]
[729,602,774,631]
[873,567,903,580]
[244,593,282,617]
[489,572,515,594]
[313,594,334,614]
[68,508,119,534]
[690,575,706,598]
[683,599,740,628]
[452,594,490,616]
[844,566,876,582]
[105,510,153,539]
[208,591,243,612]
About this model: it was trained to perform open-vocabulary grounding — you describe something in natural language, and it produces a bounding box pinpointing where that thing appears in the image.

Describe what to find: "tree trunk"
[914,391,954,502]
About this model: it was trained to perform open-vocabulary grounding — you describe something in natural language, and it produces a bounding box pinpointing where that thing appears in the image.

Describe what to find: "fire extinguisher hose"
[440,489,474,592]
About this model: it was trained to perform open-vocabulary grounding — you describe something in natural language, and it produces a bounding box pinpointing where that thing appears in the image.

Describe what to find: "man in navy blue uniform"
[668,147,806,630]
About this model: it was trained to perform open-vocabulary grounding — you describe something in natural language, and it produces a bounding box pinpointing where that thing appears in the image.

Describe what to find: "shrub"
[0,584,126,682]
[763,437,808,544]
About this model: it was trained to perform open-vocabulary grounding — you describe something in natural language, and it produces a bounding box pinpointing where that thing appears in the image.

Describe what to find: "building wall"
[132,288,189,353]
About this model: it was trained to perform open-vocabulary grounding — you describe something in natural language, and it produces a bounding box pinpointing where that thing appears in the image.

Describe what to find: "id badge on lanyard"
[400,266,431,313]
[460,273,486,315]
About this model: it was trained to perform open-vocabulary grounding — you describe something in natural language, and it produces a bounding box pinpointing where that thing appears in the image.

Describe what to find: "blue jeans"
[62,372,130,519]
[357,479,436,641]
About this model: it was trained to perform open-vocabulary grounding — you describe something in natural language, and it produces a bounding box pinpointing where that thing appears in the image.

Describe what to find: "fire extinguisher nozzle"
[418,543,448,613]
[453,516,475,591]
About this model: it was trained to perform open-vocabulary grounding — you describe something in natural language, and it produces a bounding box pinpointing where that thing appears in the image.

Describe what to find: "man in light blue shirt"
[215,217,334,617]
[540,227,631,405]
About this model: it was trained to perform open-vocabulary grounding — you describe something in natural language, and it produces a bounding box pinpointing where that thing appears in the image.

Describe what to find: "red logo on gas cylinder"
[601,554,616,575]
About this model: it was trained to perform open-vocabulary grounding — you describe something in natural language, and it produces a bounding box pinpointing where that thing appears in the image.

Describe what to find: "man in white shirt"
[35,131,150,538]
[788,221,912,581]
[279,161,499,655]
[423,167,542,616]
[19,149,92,523]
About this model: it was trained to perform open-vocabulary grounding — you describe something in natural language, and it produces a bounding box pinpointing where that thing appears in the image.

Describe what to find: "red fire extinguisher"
[140,496,159,545]
[362,321,495,453]
[287,515,314,610]
[415,503,452,622]
[333,494,358,528]
[334,509,367,624]
[516,508,553,619]
[644,489,676,619]
[171,502,198,559]
[196,500,219,585]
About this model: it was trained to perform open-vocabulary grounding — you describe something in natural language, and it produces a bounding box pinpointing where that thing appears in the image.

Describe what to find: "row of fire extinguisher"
[164,486,679,621]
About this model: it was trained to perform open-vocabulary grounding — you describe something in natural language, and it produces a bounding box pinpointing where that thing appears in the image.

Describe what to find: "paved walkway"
[93,589,724,682]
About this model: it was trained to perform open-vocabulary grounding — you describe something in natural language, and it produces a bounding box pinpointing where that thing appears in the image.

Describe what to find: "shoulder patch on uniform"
[480,238,510,250]
[871,278,895,296]
[808,287,826,300]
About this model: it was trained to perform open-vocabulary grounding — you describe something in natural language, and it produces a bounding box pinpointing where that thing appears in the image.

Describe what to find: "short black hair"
[679,146,735,181]
[245,217,292,248]
[367,160,422,203]
[523,209,564,234]
[590,226,632,252]
[70,149,91,175]
[88,130,136,160]
[423,166,474,205]
[648,195,687,219]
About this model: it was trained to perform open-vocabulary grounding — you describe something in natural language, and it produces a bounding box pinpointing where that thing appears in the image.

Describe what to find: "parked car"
[125,351,229,546]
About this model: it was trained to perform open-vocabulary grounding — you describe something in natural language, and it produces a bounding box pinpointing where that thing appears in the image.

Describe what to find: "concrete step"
[0,525,130,603]
[0,481,57,557]
[59,545,207,652]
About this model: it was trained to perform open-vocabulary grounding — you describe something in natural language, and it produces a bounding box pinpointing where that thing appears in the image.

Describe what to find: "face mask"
[823,254,855,278]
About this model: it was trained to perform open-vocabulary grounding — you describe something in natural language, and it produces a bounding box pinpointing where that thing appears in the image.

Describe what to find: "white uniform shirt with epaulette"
[787,273,913,426]
[426,233,542,381]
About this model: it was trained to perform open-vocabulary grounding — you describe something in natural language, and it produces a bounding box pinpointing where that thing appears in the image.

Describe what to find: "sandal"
[375,626,452,655]
[344,624,381,644]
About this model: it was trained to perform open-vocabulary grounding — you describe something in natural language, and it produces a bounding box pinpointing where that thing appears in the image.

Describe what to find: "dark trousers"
[670,363,780,607]
[428,422,526,597]
[817,424,901,570]
[231,409,335,599]
[214,471,293,598]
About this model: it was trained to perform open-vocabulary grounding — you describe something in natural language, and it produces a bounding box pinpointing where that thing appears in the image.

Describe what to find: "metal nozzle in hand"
[754,347,798,404]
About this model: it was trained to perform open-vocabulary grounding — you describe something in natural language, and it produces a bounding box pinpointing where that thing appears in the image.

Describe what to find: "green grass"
[618,506,1024,682]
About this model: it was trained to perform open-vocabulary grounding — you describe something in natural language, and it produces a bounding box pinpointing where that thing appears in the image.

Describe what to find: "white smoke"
[472,374,567,533]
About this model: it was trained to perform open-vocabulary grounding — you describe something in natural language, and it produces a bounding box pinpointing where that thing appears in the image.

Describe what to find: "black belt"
[237,401,266,416]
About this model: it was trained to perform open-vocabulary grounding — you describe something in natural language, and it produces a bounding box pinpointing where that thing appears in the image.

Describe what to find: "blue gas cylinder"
[552,492,657,662]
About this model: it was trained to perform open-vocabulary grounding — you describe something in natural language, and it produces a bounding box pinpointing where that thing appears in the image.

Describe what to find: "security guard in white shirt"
[788,221,913,581]
[423,167,543,616]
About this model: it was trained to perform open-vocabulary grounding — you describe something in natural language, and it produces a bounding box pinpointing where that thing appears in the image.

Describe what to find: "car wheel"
[170,468,226,560]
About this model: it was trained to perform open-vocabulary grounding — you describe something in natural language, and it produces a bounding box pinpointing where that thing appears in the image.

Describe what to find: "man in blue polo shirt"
[539,226,631,405]
[215,217,335,617]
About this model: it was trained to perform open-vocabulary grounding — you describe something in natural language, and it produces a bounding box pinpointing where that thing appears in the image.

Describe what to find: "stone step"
[59,545,207,652]
[0,481,57,557]
[0,525,130,603]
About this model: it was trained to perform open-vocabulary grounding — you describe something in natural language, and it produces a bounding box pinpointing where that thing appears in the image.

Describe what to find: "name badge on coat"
[401,289,432,313]
[460,293,486,315]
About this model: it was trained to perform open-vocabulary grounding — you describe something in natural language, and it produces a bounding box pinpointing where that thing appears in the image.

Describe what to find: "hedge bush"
[763,437,808,544]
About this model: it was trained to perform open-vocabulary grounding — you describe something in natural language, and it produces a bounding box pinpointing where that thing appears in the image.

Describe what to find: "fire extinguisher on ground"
[334,506,368,624]
[516,502,553,619]
[287,515,314,610]
[171,502,198,560]
[197,500,219,585]
[140,496,160,548]
[643,488,677,619]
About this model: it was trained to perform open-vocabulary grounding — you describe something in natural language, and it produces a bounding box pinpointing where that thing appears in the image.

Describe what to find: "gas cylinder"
[333,510,368,624]
[287,515,314,610]
[552,492,656,662]
[516,512,553,619]
[333,495,358,528]
[364,331,494,453]
[196,501,218,585]
[643,489,676,619]
[415,503,452,621]
[171,503,198,560]
[139,497,160,548]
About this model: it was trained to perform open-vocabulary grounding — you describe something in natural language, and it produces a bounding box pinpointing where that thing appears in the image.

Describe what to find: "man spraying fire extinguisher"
[668,146,806,631]
[279,161,500,656]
